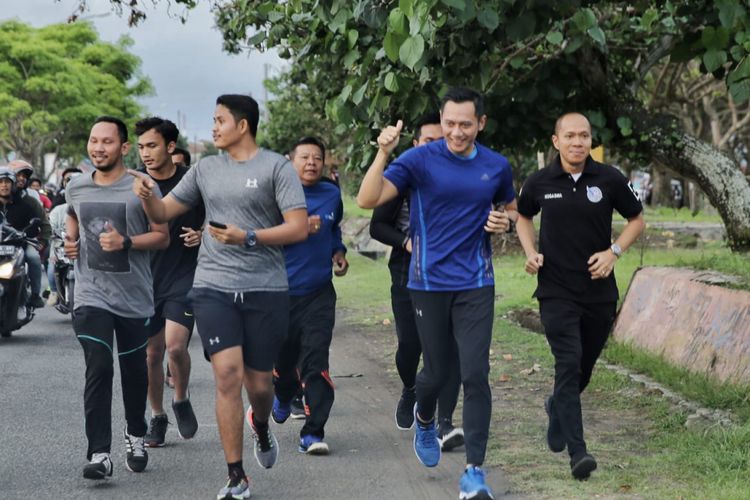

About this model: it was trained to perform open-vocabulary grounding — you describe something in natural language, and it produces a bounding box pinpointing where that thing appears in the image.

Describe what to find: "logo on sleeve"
[586,186,603,203]
[627,181,641,201]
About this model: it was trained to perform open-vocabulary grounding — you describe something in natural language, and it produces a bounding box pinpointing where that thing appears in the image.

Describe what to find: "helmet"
[9,160,34,178]
[0,167,17,193]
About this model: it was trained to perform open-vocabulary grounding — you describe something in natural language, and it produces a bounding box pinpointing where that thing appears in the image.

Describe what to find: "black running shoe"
[571,453,597,480]
[124,430,148,473]
[395,386,416,430]
[438,420,465,452]
[290,394,305,420]
[145,414,168,448]
[83,452,113,480]
[173,398,199,439]
[29,294,45,309]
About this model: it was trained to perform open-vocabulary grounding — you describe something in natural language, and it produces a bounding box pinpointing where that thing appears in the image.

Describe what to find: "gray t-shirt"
[66,170,160,318]
[170,150,306,293]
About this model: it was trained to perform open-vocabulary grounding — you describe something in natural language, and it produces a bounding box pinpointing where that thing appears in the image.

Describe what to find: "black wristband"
[122,235,132,250]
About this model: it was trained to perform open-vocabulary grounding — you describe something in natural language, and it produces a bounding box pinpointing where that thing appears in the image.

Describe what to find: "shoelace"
[91,452,110,465]
[126,434,146,457]
[418,422,437,446]
[255,428,274,452]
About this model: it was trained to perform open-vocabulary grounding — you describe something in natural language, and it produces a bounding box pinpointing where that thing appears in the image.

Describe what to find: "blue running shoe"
[412,404,440,467]
[459,466,494,500]
[298,434,330,455]
[272,396,291,424]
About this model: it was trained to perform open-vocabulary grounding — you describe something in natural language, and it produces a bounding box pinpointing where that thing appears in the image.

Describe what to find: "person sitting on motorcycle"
[46,172,81,306]
[8,160,42,205]
[0,167,51,308]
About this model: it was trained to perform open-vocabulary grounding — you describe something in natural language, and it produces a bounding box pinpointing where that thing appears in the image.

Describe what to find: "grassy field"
[335,242,750,499]
[641,206,723,223]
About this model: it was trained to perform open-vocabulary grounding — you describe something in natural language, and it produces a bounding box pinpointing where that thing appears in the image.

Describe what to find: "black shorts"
[147,297,195,338]
[187,287,289,371]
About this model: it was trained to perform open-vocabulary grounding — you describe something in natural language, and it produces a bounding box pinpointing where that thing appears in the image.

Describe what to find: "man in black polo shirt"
[516,112,644,480]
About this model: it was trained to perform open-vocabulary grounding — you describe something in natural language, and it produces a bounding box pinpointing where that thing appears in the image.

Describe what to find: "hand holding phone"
[208,220,227,229]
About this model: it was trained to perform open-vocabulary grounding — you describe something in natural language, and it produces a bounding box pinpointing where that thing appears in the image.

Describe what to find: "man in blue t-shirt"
[357,88,517,500]
[272,136,348,456]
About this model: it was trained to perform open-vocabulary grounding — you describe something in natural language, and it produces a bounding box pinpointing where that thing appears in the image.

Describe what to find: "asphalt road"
[0,303,516,499]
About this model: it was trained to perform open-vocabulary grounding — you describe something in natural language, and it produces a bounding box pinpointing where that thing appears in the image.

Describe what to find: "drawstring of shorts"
[233,292,245,304]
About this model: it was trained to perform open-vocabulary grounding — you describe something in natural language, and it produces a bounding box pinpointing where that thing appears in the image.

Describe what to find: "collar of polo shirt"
[550,154,601,177]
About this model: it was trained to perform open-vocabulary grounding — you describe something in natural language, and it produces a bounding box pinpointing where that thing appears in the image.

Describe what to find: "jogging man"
[369,112,463,451]
[271,137,348,455]
[516,112,644,479]
[357,88,516,500]
[129,94,308,500]
[135,117,204,447]
[64,116,169,480]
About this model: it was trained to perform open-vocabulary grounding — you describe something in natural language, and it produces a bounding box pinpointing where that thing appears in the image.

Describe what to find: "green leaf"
[388,8,407,35]
[384,71,399,92]
[564,36,584,54]
[730,79,750,103]
[340,84,352,102]
[702,26,730,50]
[506,12,536,41]
[728,56,750,85]
[440,0,466,10]
[352,83,367,105]
[477,9,499,31]
[399,0,414,18]
[342,49,360,68]
[399,34,424,70]
[246,31,266,46]
[573,8,597,32]
[641,8,658,30]
[703,49,727,72]
[267,10,284,23]
[545,31,563,46]
[384,31,402,63]
[617,116,632,136]
[587,27,606,46]
[509,56,524,69]
[347,29,359,49]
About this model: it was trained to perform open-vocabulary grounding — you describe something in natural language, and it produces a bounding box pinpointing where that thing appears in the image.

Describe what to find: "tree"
[91,0,750,250]
[0,20,151,175]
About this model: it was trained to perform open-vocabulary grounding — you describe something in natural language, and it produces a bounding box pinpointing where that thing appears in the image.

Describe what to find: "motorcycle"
[0,219,41,338]
[51,231,75,315]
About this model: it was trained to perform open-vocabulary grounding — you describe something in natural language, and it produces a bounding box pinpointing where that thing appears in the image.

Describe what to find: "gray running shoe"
[145,414,168,447]
[290,393,305,420]
[172,398,198,439]
[245,407,279,469]
[83,452,113,480]
[217,475,251,500]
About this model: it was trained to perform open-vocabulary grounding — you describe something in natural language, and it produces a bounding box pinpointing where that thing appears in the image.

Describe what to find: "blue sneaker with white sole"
[272,396,291,424]
[412,404,440,467]
[459,466,494,499]
[299,434,330,455]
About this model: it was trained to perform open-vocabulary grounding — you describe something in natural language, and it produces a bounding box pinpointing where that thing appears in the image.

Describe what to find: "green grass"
[342,194,374,219]
[336,239,750,498]
[642,206,723,223]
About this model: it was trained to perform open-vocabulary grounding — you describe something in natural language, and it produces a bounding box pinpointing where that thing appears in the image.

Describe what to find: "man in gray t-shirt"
[65,116,169,481]
[130,94,307,498]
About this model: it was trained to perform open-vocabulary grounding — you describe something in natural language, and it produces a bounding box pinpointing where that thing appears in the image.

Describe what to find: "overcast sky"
[1,0,283,141]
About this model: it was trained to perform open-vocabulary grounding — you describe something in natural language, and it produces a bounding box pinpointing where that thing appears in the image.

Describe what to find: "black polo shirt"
[517,155,642,303]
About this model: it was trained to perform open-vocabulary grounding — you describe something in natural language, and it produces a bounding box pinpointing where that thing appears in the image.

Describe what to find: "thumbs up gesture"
[377,120,403,155]
[99,221,126,252]
[127,169,156,200]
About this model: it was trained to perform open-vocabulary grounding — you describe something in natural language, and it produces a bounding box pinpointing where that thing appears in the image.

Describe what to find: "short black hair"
[413,112,441,141]
[93,115,128,143]
[61,166,82,178]
[290,136,326,162]
[29,177,42,186]
[216,94,260,138]
[440,87,485,118]
[172,147,191,166]
[134,116,179,145]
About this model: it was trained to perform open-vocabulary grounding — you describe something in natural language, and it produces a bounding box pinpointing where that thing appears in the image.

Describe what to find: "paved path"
[0,304,516,499]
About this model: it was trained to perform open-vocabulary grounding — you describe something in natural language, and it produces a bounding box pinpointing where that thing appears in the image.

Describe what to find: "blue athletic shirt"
[284,180,347,296]
[384,139,516,291]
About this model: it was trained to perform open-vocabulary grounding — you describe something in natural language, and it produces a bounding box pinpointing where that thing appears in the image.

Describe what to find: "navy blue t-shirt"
[384,139,516,291]
[284,180,346,296]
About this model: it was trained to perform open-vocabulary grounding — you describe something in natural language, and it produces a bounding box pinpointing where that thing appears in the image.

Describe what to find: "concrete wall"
[613,266,750,385]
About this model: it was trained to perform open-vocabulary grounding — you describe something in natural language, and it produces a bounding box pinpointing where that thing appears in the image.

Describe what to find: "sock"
[252,413,269,431]
[227,460,245,480]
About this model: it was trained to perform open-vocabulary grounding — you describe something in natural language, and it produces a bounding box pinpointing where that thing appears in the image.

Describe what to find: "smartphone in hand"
[208,221,227,229]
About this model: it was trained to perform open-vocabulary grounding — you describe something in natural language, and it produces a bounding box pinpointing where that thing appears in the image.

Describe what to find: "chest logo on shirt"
[246,178,258,188]
[324,212,335,221]
[587,186,603,203]
[544,193,563,200]
[480,173,490,181]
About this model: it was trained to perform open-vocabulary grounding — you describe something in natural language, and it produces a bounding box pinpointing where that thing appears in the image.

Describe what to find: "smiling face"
[552,113,592,170]
[0,178,13,199]
[440,100,486,156]
[137,128,175,172]
[87,122,128,172]
[291,143,324,186]
[212,104,246,151]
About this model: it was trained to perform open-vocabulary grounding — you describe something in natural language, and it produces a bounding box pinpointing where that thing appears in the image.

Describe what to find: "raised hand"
[377,120,403,155]
[127,169,156,200]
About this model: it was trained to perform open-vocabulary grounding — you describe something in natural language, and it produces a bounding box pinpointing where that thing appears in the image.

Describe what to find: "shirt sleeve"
[169,161,202,208]
[493,159,516,206]
[274,159,307,213]
[611,170,643,219]
[332,196,346,255]
[383,147,421,194]
[369,195,408,248]
[517,174,541,218]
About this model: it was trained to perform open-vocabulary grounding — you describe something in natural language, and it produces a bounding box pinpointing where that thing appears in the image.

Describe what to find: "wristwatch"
[610,243,623,258]
[244,229,257,248]
[122,235,132,251]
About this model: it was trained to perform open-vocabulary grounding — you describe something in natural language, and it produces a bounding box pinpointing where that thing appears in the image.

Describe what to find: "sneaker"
[459,466,495,500]
[124,429,148,473]
[246,408,279,469]
[545,396,566,453]
[395,386,416,430]
[290,394,305,420]
[173,398,199,439]
[46,291,58,307]
[217,474,251,500]
[145,414,168,447]
[82,452,113,480]
[438,420,465,452]
[413,404,440,467]
[272,396,291,424]
[299,434,330,455]
[29,294,44,309]
[570,453,597,480]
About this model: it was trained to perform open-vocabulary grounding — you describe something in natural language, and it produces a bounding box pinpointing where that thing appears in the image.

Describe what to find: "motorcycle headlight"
[0,261,13,279]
